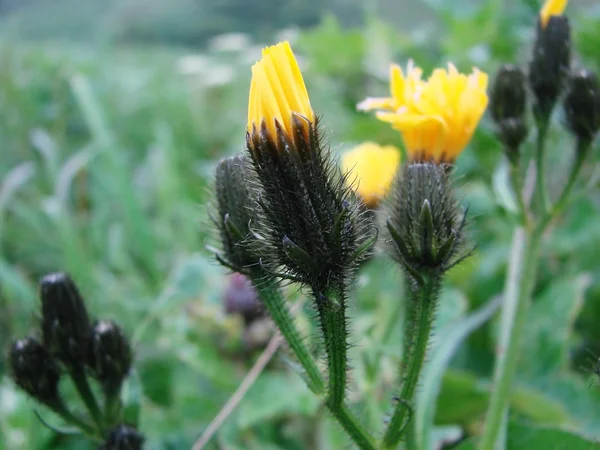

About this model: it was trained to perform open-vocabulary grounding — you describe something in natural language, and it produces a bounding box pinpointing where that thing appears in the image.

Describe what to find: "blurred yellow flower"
[247,41,314,140]
[357,61,424,113]
[342,142,400,208]
[359,63,488,163]
[540,0,568,28]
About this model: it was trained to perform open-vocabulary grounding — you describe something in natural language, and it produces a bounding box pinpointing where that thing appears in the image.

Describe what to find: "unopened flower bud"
[564,69,600,145]
[213,155,260,273]
[529,16,571,124]
[223,273,264,324]
[9,337,61,406]
[101,424,144,450]
[490,65,527,123]
[40,273,91,368]
[386,163,468,284]
[87,321,133,395]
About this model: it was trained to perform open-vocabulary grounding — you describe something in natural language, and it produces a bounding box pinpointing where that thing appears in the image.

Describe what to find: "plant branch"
[534,123,550,214]
[327,402,377,450]
[478,227,542,450]
[70,366,104,431]
[382,272,440,449]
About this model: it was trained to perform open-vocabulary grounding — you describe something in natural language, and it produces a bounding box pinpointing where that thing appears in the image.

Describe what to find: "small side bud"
[213,155,260,273]
[529,16,571,124]
[386,163,468,282]
[223,273,264,324]
[490,65,527,122]
[9,337,61,406]
[87,321,133,395]
[490,65,529,155]
[564,69,600,145]
[101,424,145,450]
[40,273,91,368]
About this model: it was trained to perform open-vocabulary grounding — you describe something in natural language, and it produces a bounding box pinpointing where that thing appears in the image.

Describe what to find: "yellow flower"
[342,142,401,208]
[247,41,314,140]
[357,61,424,113]
[540,0,568,28]
[359,63,488,163]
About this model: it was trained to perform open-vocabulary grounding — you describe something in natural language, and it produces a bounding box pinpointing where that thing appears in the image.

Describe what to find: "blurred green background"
[1,0,600,449]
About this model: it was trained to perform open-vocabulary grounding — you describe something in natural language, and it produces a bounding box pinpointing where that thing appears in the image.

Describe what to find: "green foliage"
[2,1,600,449]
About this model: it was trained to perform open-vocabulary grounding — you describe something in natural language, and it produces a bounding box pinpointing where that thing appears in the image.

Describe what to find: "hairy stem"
[478,227,541,450]
[317,284,348,408]
[254,276,325,394]
[382,272,440,449]
[328,402,377,450]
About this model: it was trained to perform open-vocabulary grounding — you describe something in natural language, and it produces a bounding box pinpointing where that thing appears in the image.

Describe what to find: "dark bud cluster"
[87,321,133,396]
[9,337,61,406]
[41,272,91,368]
[490,65,529,156]
[100,424,145,450]
[564,69,600,145]
[528,16,571,124]
[246,117,376,295]
[213,154,261,274]
[385,163,469,286]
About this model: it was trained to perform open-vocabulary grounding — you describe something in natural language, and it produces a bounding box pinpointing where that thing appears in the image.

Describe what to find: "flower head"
[359,63,488,163]
[540,0,568,29]
[247,41,314,145]
[244,42,376,294]
[341,142,400,208]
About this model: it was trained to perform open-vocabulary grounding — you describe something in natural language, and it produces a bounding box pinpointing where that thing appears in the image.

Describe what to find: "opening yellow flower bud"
[342,142,401,208]
[247,41,315,140]
[540,0,568,28]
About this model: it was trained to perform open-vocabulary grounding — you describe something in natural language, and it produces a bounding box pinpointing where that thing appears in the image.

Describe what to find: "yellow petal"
[247,41,314,137]
[540,0,568,28]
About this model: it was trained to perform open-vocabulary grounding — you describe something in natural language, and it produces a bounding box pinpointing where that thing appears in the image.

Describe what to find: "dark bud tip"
[564,69,600,144]
[490,64,527,123]
[87,321,133,394]
[223,273,264,324]
[9,337,61,405]
[529,16,572,124]
[40,273,91,368]
[101,424,145,450]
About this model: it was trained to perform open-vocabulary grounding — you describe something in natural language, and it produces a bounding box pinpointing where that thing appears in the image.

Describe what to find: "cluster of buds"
[8,273,142,449]
[490,0,600,160]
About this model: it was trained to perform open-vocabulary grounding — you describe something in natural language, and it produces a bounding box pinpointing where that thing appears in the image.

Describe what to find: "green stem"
[539,140,590,230]
[254,276,325,394]
[318,285,348,408]
[534,123,550,214]
[70,367,104,430]
[50,401,98,436]
[103,388,122,426]
[382,272,440,449]
[478,227,542,450]
[509,159,527,225]
[328,402,377,450]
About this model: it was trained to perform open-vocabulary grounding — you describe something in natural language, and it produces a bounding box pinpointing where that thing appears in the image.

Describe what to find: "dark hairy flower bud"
[528,16,571,124]
[491,65,527,123]
[101,424,144,450]
[490,65,529,155]
[9,337,61,406]
[213,155,260,273]
[87,321,133,395]
[386,163,469,285]
[564,69,600,144]
[248,117,376,294]
[41,273,91,368]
